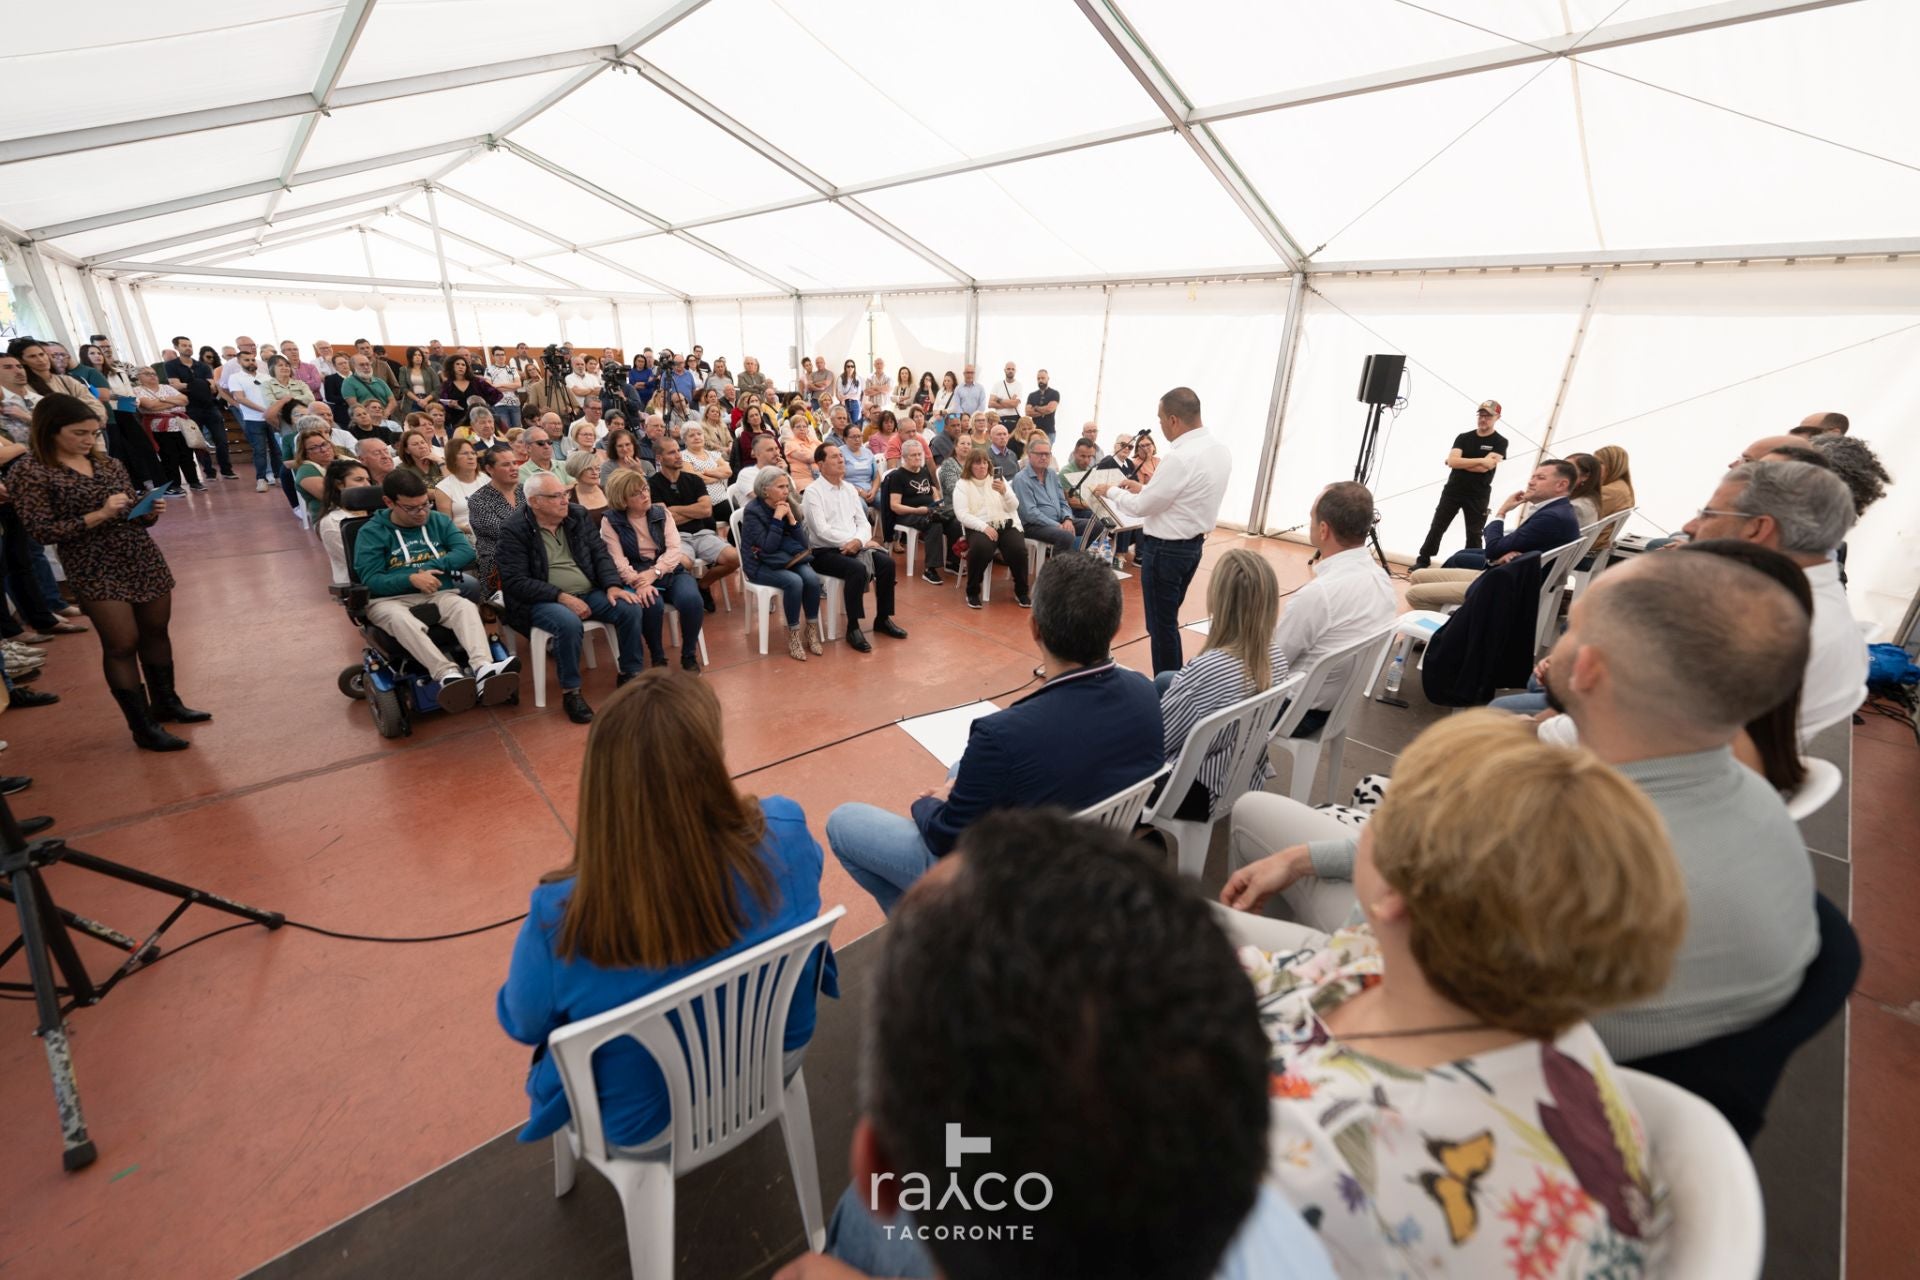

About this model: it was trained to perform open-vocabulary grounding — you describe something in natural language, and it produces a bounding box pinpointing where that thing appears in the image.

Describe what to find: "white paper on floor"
[1183,618,1212,636]
[898,700,1002,770]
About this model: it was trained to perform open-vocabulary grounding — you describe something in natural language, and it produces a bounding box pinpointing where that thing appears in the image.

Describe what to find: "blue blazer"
[496,796,838,1146]
[1481,496,1581,563]
[912,662,1164,856]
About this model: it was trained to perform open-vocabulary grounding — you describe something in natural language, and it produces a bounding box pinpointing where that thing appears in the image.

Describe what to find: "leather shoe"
[846,625,872,653]
[19,815,52,837]
[562,690,594,724]
[681,654,701,673]
[1411,556,1431,571]
[874,618,908,640]
[0,775,29,796]
[7,686,59,708]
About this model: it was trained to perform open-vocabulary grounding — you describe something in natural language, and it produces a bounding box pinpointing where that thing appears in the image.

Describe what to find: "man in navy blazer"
[1405,459,1581,610]
[827,552,1164,914]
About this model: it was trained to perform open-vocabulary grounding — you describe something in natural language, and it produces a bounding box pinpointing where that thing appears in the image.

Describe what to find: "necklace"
[1336,1021,1491,1040]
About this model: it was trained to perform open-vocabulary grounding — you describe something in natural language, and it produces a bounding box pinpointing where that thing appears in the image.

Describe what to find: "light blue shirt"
[840,442,878,493]
[1012,464,1069,528]
[950,382,986,415]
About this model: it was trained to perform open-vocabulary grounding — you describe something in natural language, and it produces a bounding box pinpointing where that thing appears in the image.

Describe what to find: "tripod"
[0,797,283,1171]
[1352,401,1394,577]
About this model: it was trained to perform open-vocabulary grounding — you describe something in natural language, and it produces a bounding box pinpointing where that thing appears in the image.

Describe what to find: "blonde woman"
[892,365,915,415]
[681,421,734,519]
[564,450,608,514]
[951,446,1029,608]
[1154,548,1290,820]
[435,436,487,533]
[1234,712,1683,1280]
[784,412,821,492]
[1593,445,1635,553]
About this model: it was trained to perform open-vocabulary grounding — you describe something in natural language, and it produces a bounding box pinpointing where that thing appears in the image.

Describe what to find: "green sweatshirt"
[352,508,476,598]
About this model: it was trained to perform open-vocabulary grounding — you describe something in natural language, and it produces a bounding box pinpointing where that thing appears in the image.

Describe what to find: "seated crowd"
[9,324,1887,1276]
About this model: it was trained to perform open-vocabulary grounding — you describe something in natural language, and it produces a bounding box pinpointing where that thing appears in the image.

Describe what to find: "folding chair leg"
[757,596,771,655]
[552,1130,576,1197]
[1284,740,1322,803]
[532,631,549,708]
[781,1069,828,1252]
[606,1160,675,1280]
[1319,738,1347,806]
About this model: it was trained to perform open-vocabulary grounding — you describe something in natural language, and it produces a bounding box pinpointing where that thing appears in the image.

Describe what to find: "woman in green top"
[291,425,345,524]
[264,355,315,423]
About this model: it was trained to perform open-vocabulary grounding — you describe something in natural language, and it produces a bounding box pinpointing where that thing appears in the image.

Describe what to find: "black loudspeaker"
[1356,353,1406,407]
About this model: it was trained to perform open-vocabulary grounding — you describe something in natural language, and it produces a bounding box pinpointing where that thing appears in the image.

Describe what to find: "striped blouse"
[1160,642,1291,815]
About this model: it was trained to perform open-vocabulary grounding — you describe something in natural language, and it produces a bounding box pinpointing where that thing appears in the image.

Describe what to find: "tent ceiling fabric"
[3,0,1914,296]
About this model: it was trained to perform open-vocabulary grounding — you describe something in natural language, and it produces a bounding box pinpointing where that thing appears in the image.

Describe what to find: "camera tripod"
[0,797,283,1170]
[1352,400,1395,578]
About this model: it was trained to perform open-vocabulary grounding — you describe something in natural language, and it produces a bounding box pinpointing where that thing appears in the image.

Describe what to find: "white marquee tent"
[4,0,1915,632]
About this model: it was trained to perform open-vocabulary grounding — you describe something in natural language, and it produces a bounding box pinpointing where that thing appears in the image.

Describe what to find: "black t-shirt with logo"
[649,469,715,533]
[1443,429,1508,497]
[883,466,935,514]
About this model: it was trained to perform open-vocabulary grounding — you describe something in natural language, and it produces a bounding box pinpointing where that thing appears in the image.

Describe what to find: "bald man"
[1799,410,1849,436]
[1732,435,1814,468]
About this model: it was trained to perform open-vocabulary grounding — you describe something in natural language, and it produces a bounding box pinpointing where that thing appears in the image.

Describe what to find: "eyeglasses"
[391,500,431,514]
[1694,506,1752,522]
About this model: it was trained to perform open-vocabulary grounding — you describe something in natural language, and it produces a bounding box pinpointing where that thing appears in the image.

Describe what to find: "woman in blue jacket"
[740,466,824,662]
[498,671,836,1148]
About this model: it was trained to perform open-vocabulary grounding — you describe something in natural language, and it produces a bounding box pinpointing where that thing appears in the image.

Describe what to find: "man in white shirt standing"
[1273,482,1398,733]
[802,443,907,654]
[221,348,279,491]
[990,360,1024,431]
[564,354,599,405]
[1682,459,1866,735]
[1094,387,1231,674]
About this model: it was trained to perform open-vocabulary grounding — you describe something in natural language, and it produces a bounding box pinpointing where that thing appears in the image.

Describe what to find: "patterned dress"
[11,454,174,602]
[1244,930,1668,1279]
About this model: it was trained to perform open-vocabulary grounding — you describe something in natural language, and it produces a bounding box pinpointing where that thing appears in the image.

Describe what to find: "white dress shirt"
[1273,546,1399,711]
[802,479,874,548]
[1100,425,1232,541]
[1799,558,1868,736]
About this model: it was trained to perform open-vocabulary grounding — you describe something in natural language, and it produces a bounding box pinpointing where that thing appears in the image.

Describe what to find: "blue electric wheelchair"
[329,487,517,738]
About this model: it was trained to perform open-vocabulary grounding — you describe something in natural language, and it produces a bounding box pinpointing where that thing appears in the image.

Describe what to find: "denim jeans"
[747,561,822,626]
[640,570,704,660]
[822,1187,937,1279]
[25,540,68,614]
[1139,534,1205,675]
[493,402,522,431]
[1488,674,1549,715]
[1442,548,1488,570]
[826,803,937,916]
[240,418,281,482]
[526,590,646,689]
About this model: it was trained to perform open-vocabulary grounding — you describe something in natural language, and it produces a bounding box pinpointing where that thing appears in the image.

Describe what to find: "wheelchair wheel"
[367,684,410,738]
[338,665,368,700]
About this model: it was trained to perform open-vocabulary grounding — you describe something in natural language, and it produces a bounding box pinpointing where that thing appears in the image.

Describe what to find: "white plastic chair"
[1785,756,1843,822]
[1146,676,1301,878]
[664,608,711,668]
[549,906,845,1280]
[1616,1067,1765,1280]
[1566,507,1634,597]
[1268,627,1398,804]
[1532,536,1590,657]
[525,620,616,708]
[1372,609,1451,695]
[1027,539,1050,583]
[1073,765,1169,832]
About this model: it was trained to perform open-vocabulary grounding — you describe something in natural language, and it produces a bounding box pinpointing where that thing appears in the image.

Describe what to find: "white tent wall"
[871,293,968,387]
[690,301,745,371]
[973,289,1108,439]
[1261,273,1591,545]
[800,294,871,375]
[740,298,800,388]
[1097,281,1295,528]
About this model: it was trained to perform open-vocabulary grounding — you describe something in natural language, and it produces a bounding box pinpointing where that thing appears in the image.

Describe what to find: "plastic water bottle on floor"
[1384,652,1405,694]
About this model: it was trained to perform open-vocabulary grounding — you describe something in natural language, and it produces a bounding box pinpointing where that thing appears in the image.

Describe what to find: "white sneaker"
[476,656,522,706]
[436,670,478,714]
[255,478,269,492]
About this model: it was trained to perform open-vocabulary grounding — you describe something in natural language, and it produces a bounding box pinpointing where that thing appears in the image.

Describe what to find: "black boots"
[112,687,190,752]
[145,663,212,723]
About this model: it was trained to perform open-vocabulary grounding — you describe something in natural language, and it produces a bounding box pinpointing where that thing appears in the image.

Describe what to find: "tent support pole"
[1535,273,1604,462]
[424,187,460,343]
[1247,272,1308,534]
[77,271,113,347]
[18,244,73,349]
[1091,285,1115,422]
[793,296,804,384]
[965,288,979,367]
[685,300,697,350]
[356,228,390,344]
[109,276,150,358]
[130,285,160,361]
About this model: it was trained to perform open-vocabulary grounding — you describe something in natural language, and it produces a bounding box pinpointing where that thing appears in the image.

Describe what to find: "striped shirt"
[1160,642,1290,814]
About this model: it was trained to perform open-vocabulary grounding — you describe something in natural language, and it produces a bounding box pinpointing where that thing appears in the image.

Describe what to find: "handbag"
[179,418,208,450]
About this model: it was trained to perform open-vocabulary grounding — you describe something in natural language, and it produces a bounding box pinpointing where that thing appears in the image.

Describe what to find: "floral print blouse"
[1243,930,1668,1279]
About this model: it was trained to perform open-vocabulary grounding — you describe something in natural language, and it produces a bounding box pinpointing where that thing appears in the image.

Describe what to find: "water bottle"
[1384,652,1405,694]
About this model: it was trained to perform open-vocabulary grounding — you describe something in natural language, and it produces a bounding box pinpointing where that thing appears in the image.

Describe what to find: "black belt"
[1141,533,1204,547]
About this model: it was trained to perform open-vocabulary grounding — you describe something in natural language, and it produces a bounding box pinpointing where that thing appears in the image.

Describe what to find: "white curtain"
[875,292,968,391]
[690,301,745,368]
[974,288,1107,437]
[1098,281,1294,527]
[740,298,798,390]
[799,293,872,372]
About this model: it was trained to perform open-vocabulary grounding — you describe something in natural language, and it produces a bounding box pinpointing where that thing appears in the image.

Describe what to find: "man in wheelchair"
[349,469,519,713]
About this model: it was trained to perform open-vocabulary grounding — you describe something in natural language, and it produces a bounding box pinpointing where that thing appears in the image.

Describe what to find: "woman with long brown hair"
[497,671,835,1148]
[12,395,207,750]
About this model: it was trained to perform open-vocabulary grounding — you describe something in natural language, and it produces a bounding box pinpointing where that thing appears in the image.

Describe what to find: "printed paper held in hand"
[898,701,1001,770]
